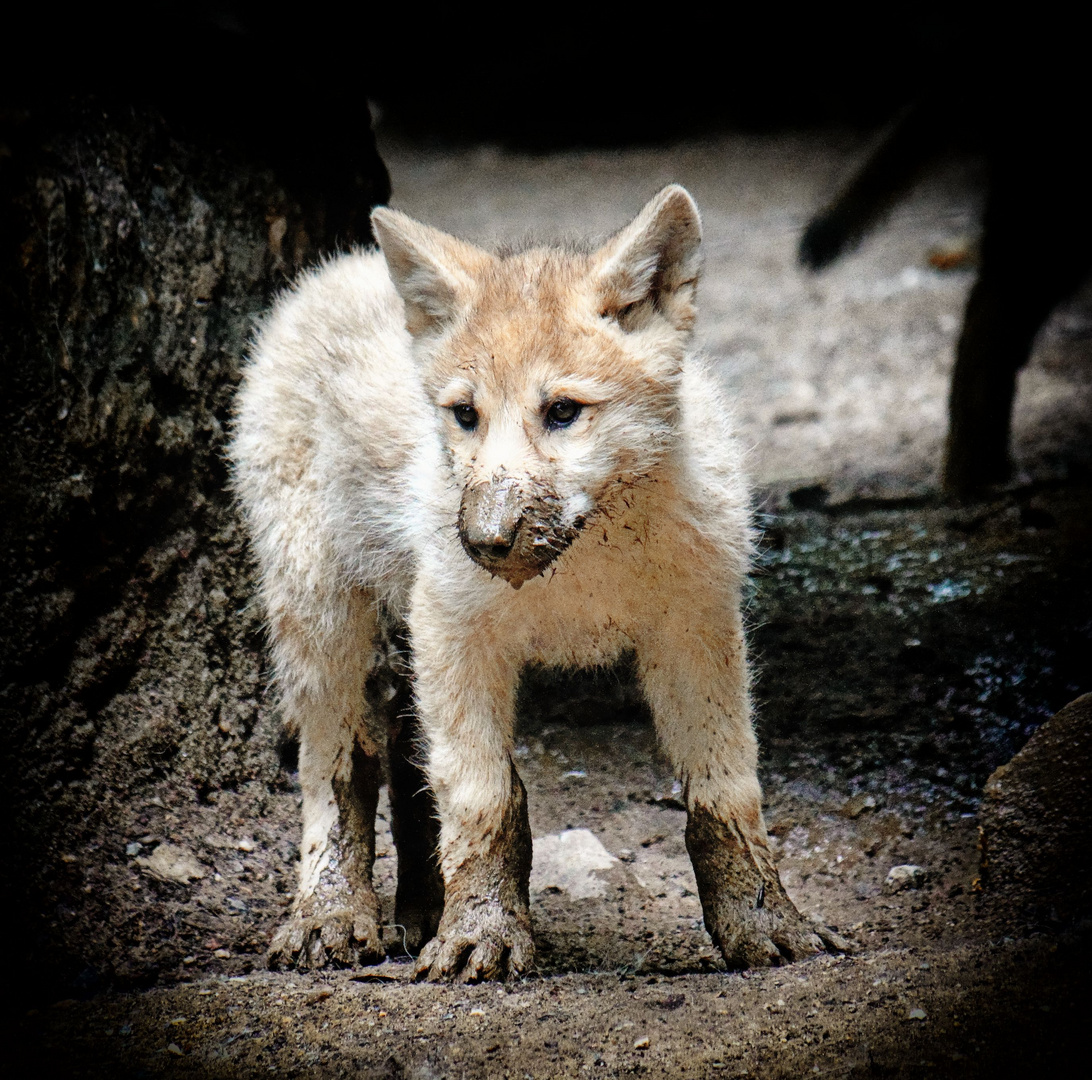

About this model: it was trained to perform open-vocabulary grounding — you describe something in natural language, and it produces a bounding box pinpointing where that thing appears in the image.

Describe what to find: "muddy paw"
[412,901,533,983]
[686,805,851,970]
[268,907,384,971]
[711,895,840,969]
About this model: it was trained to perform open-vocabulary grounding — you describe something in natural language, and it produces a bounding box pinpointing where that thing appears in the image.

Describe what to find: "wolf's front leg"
[639,610,842,968]
[409,613,533,982]
[266,590,385,970]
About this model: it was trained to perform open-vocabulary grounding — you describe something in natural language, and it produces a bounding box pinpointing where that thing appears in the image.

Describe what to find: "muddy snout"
[459,477,580,587]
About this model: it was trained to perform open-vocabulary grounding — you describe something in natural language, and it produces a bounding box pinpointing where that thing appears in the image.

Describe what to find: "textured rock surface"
[0,101,387,995]
[979,693,1092,925]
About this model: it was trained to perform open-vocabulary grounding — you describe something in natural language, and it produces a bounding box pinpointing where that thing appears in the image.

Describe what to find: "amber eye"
[452,403,479,430]
[545,398,582,430]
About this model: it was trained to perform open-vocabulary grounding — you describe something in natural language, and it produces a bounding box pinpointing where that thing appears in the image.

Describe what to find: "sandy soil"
[23,131,1092,1078]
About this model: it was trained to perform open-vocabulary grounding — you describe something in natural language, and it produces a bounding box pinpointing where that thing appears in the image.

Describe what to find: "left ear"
[594,184,702,332]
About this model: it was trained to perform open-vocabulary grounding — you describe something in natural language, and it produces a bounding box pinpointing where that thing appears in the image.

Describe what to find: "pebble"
[884,864,926,893]
[530,830,617,899]
[908,1007,928,1021]
[633,1037,650,1050]
[841,793,878,819]
[236,838,256,852]
[135,843,206,884]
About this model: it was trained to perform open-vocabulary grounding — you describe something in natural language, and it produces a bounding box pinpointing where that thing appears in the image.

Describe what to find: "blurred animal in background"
[800,55,1092,498]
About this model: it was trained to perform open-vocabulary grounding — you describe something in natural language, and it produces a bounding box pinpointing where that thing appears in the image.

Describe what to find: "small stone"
[135,843,206,884]
[530,830,618,899]
[236,838,256,852]
[213,948,231,959]
[469,1008,484,1017]
[125,842,143,857]
[841,793,877,819]
[617,849,636,863]
[633,1037,650,1050]
[884,864,926,893]
[60,854,78,864]
[167,1043,184,1056]
[908,1007,927,1021]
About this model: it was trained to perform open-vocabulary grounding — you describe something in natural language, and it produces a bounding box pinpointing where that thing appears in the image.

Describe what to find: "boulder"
[979,694,1092,925]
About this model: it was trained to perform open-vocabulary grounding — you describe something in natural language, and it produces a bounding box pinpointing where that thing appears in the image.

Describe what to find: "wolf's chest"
[478,537,649,667]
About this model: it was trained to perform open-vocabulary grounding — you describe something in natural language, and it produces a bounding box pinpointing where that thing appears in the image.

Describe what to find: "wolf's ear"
[594,185,702,333]
[371,208,491,336]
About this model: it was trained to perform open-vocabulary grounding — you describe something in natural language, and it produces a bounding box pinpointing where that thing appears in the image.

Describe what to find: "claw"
[411,904,534,982]
[268,906,384,972]
[306,931,325,968]
[463,939,503,983]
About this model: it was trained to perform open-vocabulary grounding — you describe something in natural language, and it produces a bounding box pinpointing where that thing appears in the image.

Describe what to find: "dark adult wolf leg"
[944,178,1091,497]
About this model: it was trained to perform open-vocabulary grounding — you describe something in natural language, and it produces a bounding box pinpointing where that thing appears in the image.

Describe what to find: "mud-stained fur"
[230,185,844,980]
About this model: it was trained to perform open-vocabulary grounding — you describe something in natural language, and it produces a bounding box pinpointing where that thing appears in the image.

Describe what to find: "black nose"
[468,536,514,561]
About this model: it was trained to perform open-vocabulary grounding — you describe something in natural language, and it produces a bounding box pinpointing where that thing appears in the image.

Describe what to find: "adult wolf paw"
[268,906,384,971]
[413,900,534,983]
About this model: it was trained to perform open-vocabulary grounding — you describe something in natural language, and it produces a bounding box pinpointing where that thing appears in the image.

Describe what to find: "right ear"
[371,207,492,336]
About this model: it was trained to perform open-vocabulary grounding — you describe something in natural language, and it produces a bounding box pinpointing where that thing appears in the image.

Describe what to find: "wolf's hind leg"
[267,586,385,971]
[366,620,444,956]
[640,611,846,969]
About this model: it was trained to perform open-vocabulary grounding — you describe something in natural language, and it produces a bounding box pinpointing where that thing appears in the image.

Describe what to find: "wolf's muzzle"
[459,478,581,587]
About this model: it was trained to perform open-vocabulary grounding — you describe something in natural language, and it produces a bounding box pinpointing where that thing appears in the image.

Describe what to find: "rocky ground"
[18,130,1092,1077]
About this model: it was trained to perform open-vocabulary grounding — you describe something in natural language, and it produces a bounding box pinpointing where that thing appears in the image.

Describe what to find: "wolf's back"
[230,250,440,607]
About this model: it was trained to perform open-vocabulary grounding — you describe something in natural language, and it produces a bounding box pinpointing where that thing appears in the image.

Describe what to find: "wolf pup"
[231,185,839,980]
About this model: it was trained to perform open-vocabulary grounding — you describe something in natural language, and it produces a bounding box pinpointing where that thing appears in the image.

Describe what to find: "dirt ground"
[22,131,1092,1078]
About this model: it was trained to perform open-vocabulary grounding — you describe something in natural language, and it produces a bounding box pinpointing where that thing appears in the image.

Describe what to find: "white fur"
[232,185,763,913]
